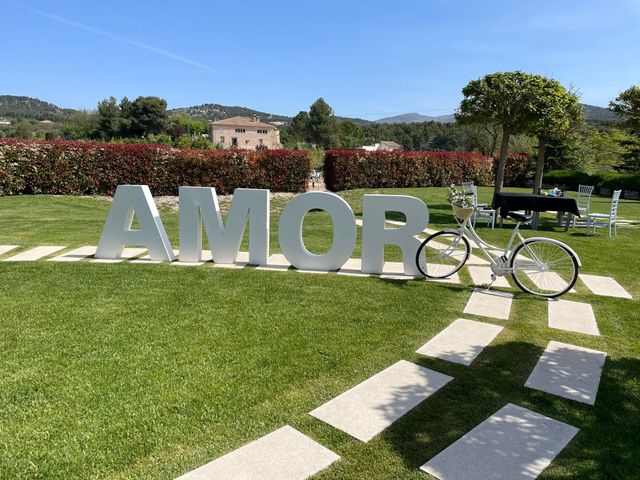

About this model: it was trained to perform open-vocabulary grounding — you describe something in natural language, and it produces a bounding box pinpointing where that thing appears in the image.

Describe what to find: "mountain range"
[0,95,621,125]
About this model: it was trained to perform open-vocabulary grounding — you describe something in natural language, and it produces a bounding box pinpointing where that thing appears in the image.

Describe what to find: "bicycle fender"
[516,237,582,267]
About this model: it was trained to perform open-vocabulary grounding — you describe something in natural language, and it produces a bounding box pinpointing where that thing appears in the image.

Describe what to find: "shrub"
[323,150,494,191]
[498,152,536,187]
[543,169,640,194]
[0,140,311,196]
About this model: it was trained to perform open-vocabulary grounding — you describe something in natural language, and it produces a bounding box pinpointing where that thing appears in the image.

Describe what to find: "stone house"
[209,116,281,150]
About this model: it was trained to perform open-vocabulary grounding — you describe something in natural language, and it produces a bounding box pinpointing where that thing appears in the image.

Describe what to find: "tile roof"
[211,116,276,129]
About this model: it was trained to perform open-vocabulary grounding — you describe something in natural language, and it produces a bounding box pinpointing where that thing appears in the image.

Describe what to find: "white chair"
[572,184,594,228]
[471,185,496,229]
[587,190,621,237]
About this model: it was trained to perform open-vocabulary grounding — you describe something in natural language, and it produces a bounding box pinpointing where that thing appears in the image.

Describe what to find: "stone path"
[174,425,339,480]
[49,245,97,262]
[525,341,606,405]
[0,245,19,256]
[309,360,452,442]
[416,319,503,366]
[467,265,510,288]
[3,245,66,261]
[463,289,513,320]
[579,274,633,299]
[420,403,579,480]
[256,253,291,272]
[548,299,599,336]
[90,247,147,263]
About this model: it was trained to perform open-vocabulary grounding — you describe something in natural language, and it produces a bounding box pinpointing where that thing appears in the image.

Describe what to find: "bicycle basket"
[452,206,474,220]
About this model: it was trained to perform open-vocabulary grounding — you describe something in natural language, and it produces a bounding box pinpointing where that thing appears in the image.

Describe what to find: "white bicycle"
[415,208,580,298]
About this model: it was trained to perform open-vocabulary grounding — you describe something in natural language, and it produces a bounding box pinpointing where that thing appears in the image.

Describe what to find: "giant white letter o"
[279,192,356,271]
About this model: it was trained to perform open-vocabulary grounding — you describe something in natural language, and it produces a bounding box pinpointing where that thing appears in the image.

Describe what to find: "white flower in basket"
[448,185,474,220]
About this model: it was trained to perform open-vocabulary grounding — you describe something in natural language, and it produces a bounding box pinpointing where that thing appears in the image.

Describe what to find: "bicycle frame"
[442,215,581,277]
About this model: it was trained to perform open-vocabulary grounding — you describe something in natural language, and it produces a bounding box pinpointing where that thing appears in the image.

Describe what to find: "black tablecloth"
[492,192,580,219]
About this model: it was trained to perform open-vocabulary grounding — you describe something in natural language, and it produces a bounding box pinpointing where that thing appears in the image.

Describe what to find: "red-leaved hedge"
[323,150,494,191]
[323,150,534,191]
[0,140,311,195]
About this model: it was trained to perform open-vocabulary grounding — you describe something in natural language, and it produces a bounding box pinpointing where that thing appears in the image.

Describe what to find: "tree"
[128,96,168,137]
[287,111,310,144]
[14,120,33,139]
[456,72,541,193]
[338,120,364,148]
[527,79,583,193]
[610,85,640,173]
[308,98,338,148]
[97,96,121,139]
[610,85,640,133]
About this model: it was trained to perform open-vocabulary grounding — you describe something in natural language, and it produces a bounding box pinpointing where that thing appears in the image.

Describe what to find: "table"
[492,192,580,230]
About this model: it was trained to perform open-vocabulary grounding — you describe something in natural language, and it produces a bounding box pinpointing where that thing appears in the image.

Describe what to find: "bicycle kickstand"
[484,274,497,291]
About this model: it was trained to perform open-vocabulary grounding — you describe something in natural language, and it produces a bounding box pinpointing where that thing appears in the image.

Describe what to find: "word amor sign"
[96,185,430,275]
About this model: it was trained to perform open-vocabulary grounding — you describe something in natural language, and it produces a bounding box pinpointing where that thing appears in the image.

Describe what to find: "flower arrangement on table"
[448,184,475,220]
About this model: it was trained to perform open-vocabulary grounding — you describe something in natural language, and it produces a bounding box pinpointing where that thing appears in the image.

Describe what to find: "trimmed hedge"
[0,140,311,196]
[323,150,533,191]
[498,152,536,187]
[543,169,640,195]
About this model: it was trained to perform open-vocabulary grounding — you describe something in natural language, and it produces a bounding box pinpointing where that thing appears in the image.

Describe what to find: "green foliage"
[456,71,547,192]
[308,98,338,148]
[543,169,640,193]
[610,85,640,133]
[14,120,33,139]
[97,96,121,139]
[127,96,168,137]
[338,121,364,149]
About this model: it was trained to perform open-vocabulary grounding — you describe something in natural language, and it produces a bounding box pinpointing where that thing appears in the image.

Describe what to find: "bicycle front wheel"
[510,239,578,297]
[416,231,470,278]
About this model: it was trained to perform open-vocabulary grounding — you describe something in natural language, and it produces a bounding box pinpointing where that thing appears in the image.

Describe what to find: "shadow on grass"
[376,341,640,479]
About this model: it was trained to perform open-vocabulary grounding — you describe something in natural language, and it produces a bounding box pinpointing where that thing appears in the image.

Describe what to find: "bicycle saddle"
[508,212,532,223]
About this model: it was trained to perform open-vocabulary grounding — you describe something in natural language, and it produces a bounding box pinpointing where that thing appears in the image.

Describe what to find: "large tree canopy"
[308,98,338,149]
[456,71,543,193]
[526,78,583,193]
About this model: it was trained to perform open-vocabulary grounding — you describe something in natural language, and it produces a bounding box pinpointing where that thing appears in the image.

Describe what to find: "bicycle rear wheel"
[510,239,578,297]
[416,231,470,278]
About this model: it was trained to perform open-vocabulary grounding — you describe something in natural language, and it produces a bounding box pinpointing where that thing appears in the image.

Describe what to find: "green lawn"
[0,188,638,479]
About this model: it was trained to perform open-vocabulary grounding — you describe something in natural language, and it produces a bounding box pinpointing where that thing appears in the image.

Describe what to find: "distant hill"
[168,102,370,125]
[375,112,455,124]
[0,95,76,121]
[581,104,621,123]
[375,104,621,125]
[168,103,293,124]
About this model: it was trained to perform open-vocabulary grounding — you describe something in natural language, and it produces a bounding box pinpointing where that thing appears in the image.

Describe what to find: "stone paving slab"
[49,246,97,262]
[425,272,460,285]
[467,266,510,288]
[174,425,339,480]
[309,360,452,442]
[0,245,20,256]
[91,248,147,263]
[466,252,491,266]
[4,246,67,262]
[579,274,632,299]
[420,403,579,480]
[256,254,291,272]
[130,249,179,264]
[548,299,599,336]
[380,261,416,280]
[463,289,513,320]
[525,341,606,405]
[169,250,213,267]
[337,258,370,277]
[416,319,503,366]
[524,271,576,294]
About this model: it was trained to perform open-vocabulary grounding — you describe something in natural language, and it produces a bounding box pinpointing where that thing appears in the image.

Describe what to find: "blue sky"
[2,0,639,119]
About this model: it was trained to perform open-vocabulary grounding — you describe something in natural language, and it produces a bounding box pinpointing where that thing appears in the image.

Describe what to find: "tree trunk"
[533,136,546,194]
[494,126,510,194]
